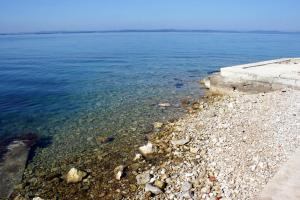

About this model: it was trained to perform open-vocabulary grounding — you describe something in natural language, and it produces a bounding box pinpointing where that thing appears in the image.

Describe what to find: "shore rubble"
[131,88,300,199]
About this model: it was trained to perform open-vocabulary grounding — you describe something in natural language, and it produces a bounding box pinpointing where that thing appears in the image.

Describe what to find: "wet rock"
[181,99,191,107]
[136,171,151,185]
[201,77,210,88]
[153,122,163,129]
[114,165,125,180]
[171,138,190,146]
[175,83,184,88]
[145,183,162,195]
[66,168,87,183]
[192,102,200,110]
[0,133,38,199]
[95,135,114,144]
[138,142,154,157]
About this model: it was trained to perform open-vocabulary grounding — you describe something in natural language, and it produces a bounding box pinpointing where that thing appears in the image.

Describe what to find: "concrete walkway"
[260,149,300,200]
[220,58,300,89]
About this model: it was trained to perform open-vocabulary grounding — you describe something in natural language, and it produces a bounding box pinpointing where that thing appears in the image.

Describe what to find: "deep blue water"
[0,32,300,142]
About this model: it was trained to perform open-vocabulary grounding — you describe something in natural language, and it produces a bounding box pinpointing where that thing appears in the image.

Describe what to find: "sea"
[0,31,300,167]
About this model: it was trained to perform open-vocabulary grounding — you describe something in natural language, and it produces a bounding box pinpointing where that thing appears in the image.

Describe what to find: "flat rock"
[158,103,171,107]
[136,172,151,185]
[0,134,38,199]
[171,138,190,146]
[145,183,163,195]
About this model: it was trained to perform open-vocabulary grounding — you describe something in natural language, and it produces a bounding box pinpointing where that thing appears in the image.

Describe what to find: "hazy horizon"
[1,29,300,36]
[1,0,300,34]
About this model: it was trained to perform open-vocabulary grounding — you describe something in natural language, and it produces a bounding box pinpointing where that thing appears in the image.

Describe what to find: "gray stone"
[136,172,151,185]
[181,181,192,192]
[145,183,163,195]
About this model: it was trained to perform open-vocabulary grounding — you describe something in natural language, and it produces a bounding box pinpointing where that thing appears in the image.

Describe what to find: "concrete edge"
[220,58,293,74]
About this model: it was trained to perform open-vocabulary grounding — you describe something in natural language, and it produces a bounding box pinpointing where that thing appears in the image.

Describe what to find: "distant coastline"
[1,29,300,36]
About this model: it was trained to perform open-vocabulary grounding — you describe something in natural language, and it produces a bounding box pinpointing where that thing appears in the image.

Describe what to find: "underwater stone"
[32,197,44,200]
[95,135,114,144]
[133,153,142,161]
[153,122,163,129]
[0,133,38,199]
[114,165,125,180]
[158,103,171,107]
[66,168,87,183]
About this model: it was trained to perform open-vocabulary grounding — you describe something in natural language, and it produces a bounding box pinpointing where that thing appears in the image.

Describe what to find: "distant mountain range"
[1,29,300,35]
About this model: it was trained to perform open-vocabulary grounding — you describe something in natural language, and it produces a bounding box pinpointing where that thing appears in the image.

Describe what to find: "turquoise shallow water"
[0,32,300,158]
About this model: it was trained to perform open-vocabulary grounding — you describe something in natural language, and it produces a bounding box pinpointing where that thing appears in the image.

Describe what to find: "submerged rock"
[114,165,125,180]
[201,77,211,89]
[32,197,44,200]
[145,183,162,195]
[13,194,26,200]
[133,153,142,161]
[66,168,87,183]
[175,83,184,88]
[138,142,154,157]
[96,135,114,144]
[158,103,171,107]
[192,102,201,110]
[0,133,38,199]
[153,122,163,129]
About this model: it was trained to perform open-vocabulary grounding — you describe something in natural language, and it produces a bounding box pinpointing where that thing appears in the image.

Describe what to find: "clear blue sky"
[0,0,299,33]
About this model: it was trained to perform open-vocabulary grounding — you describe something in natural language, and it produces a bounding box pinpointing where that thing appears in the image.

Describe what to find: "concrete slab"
[260,148,300,200]
[220,58,300,89]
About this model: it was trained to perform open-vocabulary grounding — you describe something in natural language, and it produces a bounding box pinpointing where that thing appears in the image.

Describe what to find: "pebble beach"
[130,88,300,200]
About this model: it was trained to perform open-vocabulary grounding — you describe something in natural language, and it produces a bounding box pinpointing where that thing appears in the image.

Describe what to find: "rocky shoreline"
[128,88,300,199]
[10,86,300,200]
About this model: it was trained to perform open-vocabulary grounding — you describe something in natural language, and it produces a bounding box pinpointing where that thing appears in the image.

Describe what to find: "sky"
[0,0,299,33]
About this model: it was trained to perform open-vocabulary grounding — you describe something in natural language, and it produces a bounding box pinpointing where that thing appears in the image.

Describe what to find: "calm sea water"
[0,32,300,159]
